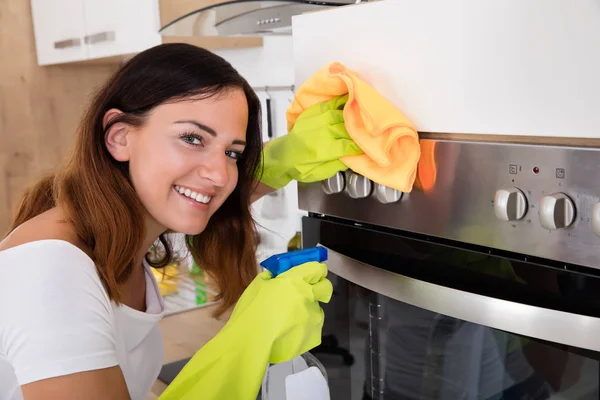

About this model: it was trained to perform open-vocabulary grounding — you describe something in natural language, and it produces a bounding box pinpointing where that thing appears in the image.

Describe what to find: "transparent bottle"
[258,236,330,399]
[260,352,329,400]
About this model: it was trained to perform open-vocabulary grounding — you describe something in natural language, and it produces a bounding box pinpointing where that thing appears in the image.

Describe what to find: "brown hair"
[7,43,263,317]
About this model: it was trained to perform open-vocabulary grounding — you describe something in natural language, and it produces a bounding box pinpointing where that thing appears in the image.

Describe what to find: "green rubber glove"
[259,94,364,190]
[158,261,333,400]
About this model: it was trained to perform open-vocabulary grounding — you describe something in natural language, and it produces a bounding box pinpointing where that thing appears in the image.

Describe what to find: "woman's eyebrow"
[174,120,216,136]
[175,120,246,146]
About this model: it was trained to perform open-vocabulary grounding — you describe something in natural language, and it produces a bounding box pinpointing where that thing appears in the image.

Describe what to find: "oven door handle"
[321,244,600,352]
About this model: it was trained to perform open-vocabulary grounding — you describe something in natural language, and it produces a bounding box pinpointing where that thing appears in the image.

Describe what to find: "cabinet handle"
[54,38,82,49]
[84,31,116,45]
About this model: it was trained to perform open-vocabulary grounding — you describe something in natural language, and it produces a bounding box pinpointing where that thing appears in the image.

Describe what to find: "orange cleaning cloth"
[414,140,437,192]
[287,62,421,192]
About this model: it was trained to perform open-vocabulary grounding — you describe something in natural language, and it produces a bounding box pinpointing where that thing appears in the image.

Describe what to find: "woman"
[0,43,330,400]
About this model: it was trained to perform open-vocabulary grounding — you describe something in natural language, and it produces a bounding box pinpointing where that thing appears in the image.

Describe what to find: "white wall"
[214,37,305,259]
[214,36,294,87]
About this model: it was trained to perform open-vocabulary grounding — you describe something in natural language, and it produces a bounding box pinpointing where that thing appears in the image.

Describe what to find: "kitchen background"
[0,1,302,255]
[0,3,305,397]
[6,1,600,398]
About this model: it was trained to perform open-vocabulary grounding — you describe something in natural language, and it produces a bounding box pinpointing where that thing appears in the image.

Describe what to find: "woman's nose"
[198,149,229,187]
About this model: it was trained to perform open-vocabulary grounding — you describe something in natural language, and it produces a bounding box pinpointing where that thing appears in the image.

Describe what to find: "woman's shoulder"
[0,216,120,391]
[0,209,100,287]
[0,238,91,265]
[1,207,87,254]
[0,241,113,329]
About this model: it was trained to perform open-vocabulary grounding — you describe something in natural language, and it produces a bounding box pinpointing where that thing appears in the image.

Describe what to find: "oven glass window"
[314,275,599,400]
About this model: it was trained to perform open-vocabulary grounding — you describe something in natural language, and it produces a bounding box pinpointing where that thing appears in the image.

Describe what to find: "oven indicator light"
[533,167,540,174]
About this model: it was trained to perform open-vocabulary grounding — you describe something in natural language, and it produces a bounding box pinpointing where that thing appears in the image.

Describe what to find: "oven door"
[302,215,600,400]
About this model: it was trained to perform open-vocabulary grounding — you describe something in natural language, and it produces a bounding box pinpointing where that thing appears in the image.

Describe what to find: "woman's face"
[108,88,249,235]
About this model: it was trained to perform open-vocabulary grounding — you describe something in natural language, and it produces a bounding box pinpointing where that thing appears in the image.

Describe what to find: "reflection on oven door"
[312,266,599,400]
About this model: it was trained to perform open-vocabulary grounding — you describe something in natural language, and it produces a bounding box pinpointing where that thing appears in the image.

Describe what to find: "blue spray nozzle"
[260,246,328,278]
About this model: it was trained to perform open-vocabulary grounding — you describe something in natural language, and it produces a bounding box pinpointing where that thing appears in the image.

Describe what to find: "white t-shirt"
[0,240,165,400]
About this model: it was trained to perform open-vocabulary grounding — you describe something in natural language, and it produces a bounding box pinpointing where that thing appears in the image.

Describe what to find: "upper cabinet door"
[116,0,162,54]
[83,0,161,60]
[30,0,88,65]
[81,0,120,59]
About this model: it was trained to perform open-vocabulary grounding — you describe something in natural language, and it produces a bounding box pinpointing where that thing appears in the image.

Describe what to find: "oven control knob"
[539,193,576,230]
[494,188,527,221]
[346,172,372,199]
[375,183,402,204]
[322,172,345,195]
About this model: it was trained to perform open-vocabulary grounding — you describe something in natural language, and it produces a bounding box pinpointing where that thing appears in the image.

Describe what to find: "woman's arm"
[250,180,277,204]
[158,262,333,400]
[22,368,130,400]
[0,240,130,400]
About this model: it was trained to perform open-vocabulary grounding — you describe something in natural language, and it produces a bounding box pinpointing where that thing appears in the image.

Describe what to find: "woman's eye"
[225,150,243,161]
[180,134,203,146]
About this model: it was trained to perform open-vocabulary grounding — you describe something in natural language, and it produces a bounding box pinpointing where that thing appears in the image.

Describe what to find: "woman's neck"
[119,216,165,312]
[136,214,167,269]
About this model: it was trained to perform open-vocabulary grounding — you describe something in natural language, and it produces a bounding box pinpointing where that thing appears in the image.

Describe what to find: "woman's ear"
[103,109,131,162]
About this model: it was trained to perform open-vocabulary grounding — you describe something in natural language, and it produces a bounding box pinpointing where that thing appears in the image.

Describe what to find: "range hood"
[159,0,358,37]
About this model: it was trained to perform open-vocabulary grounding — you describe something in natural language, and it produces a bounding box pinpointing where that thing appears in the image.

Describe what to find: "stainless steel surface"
[299,139,600,269]
[159,0,354,37]
[215,3,327,36]
[323,245,600,351]
[345,171,372,199]
[84,31,116,45]
[494,188,527,221]
[322,172,345,195]
[593,203,600,237]
[539,193,576,230]
[375,183,403,204]
[54,38,81,49]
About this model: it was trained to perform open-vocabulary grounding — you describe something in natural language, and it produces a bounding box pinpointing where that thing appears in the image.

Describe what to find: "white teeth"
[174,186,211,204]
[197,195,211,204]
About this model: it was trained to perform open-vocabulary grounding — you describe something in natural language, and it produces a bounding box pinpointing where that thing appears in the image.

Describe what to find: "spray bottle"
[260,246,328,278]
[258,246,331,400]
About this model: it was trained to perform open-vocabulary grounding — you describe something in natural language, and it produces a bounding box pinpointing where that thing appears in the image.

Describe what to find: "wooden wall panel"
[0,0,118,234]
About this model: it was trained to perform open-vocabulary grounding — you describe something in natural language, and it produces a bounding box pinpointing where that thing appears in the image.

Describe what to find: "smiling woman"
[102,91,253,243]
[0,43,266,400]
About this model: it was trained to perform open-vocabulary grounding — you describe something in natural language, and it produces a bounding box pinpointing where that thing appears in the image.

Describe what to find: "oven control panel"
[298,139,600,270]
[493,189,577,231]
[324,173,586,233]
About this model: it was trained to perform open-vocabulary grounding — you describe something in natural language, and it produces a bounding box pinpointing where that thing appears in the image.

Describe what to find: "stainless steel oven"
[299,139,600,400]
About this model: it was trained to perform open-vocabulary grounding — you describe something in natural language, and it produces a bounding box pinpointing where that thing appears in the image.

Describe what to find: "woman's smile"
[173,185,212,205]
[173,185,211,211]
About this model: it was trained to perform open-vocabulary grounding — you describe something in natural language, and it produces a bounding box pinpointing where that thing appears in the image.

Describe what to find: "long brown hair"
[7,43,263,317]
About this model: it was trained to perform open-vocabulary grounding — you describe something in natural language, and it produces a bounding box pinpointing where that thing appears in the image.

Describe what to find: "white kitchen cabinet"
[82,0,161,60]
[31,0,88,65]
[30,0,263,66]
[30,0,161,65]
